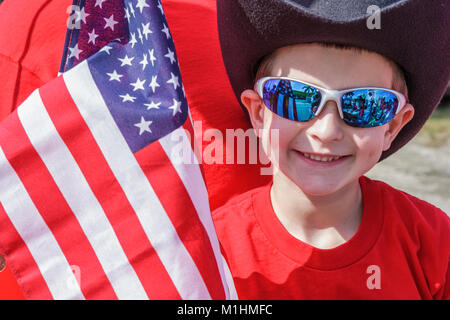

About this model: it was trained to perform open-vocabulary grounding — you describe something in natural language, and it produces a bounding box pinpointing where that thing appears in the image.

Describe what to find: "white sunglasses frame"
[255,76,407,126]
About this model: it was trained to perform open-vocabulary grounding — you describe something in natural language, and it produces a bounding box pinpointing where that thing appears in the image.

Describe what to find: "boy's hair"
[254,43,409,102]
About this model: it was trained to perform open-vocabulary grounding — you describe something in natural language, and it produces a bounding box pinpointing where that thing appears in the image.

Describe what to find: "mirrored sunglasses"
[255,77,407,128]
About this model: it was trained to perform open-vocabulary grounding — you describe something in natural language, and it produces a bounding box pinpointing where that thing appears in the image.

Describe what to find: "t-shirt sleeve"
[417,205,450,300]
[378,179,450,299]
[415,203,450,300]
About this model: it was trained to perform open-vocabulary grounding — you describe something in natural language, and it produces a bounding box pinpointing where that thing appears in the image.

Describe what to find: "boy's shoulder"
[362,176,450,250]
[212,183,268,220]
[211,183,272,245]
[367,176,449,227]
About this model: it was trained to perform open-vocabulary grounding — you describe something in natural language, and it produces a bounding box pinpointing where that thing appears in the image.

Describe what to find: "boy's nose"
[306,101,345,142]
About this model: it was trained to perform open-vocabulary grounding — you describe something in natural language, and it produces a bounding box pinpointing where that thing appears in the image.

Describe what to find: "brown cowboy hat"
[217,0,450,160]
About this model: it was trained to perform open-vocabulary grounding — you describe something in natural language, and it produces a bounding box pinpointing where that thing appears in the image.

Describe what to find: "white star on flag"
[168,98,182,116]
[148,49,157,66]
[136,0,150,14]
[167,72,180,90]
[161,24,171,39]
[118,54,135,66]
[129,32,138,48]
[68,43,83,60]
[144,101,161,110]
[99,45,113,55]
[137,28,144,44]
[128,2,136,18]
[106,70,123,82]
[88,29,99,45]
[124,7,131,23]
[157,1,164,15]
[130,78,146,91]
[139,54,149,70]
[95,0,107,9]
[119,93,137,102]
[141,22,152,40]
[76,7,90,24]
[104,14,119,31]
[134,116,152,135]
[164,47,176,64]
[149,75,160,93]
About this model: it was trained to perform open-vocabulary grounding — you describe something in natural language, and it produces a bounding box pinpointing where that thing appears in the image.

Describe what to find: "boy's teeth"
[302,153,342,162]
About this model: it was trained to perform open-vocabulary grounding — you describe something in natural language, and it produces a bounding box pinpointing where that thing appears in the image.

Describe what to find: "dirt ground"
[366,135,450,215]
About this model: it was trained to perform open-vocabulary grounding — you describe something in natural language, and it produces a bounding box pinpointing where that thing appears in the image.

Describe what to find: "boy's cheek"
[353,132,386,160]
[368,140,388,164]
[368,148,384,163]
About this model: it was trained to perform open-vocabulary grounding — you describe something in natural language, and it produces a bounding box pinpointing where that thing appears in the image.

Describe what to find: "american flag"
[0,0,236,299]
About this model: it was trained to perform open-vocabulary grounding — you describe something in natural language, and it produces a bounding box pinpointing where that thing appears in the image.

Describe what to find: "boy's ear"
[383,103,415,151]
[240,89,265,137]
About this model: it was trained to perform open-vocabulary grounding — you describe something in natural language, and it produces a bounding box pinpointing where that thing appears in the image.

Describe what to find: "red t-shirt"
[213,176,450,299]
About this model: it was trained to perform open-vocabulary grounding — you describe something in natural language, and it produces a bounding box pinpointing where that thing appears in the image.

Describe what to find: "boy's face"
[242,43,414,196]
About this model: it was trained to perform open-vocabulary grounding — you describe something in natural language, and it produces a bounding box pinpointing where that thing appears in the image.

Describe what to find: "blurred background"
[367,88,450,214]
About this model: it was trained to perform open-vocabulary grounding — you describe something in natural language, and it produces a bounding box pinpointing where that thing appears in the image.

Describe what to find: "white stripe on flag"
[0,142,84,300]
[159,127,237,299]
[17,89,148,300]
[64,61,211,299]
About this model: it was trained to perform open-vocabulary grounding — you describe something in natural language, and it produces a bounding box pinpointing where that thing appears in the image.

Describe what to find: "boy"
[213,0,450,299]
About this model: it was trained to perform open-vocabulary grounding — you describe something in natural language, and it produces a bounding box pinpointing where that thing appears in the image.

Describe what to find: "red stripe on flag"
[182,119,207,184]
[0,109,117,300]
[135,140,226,300]
[0,201,52,299]
[39,77,182,299]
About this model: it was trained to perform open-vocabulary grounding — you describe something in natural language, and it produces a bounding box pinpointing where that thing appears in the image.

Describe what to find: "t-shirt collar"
[252,176,384,270]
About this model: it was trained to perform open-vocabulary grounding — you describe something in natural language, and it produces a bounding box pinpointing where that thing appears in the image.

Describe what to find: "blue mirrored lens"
[341,89,399,127]
[262,79,321,121]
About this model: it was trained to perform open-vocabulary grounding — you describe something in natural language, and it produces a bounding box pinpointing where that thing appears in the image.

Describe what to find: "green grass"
[416,99,450,147]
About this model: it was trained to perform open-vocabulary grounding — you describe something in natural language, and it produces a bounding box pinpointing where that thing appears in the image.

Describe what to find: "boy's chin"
[297,183,347,197]
[287,174,359,198]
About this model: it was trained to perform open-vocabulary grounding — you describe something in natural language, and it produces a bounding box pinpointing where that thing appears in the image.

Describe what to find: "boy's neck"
[270,173,363,249]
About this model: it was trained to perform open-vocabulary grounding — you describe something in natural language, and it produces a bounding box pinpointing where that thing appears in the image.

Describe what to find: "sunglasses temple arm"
[395,94,407,114]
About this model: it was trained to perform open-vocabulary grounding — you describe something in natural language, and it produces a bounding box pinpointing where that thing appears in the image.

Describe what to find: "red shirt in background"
[0,0,270,299]
[0,0,72,121]
[213,176,450,299]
